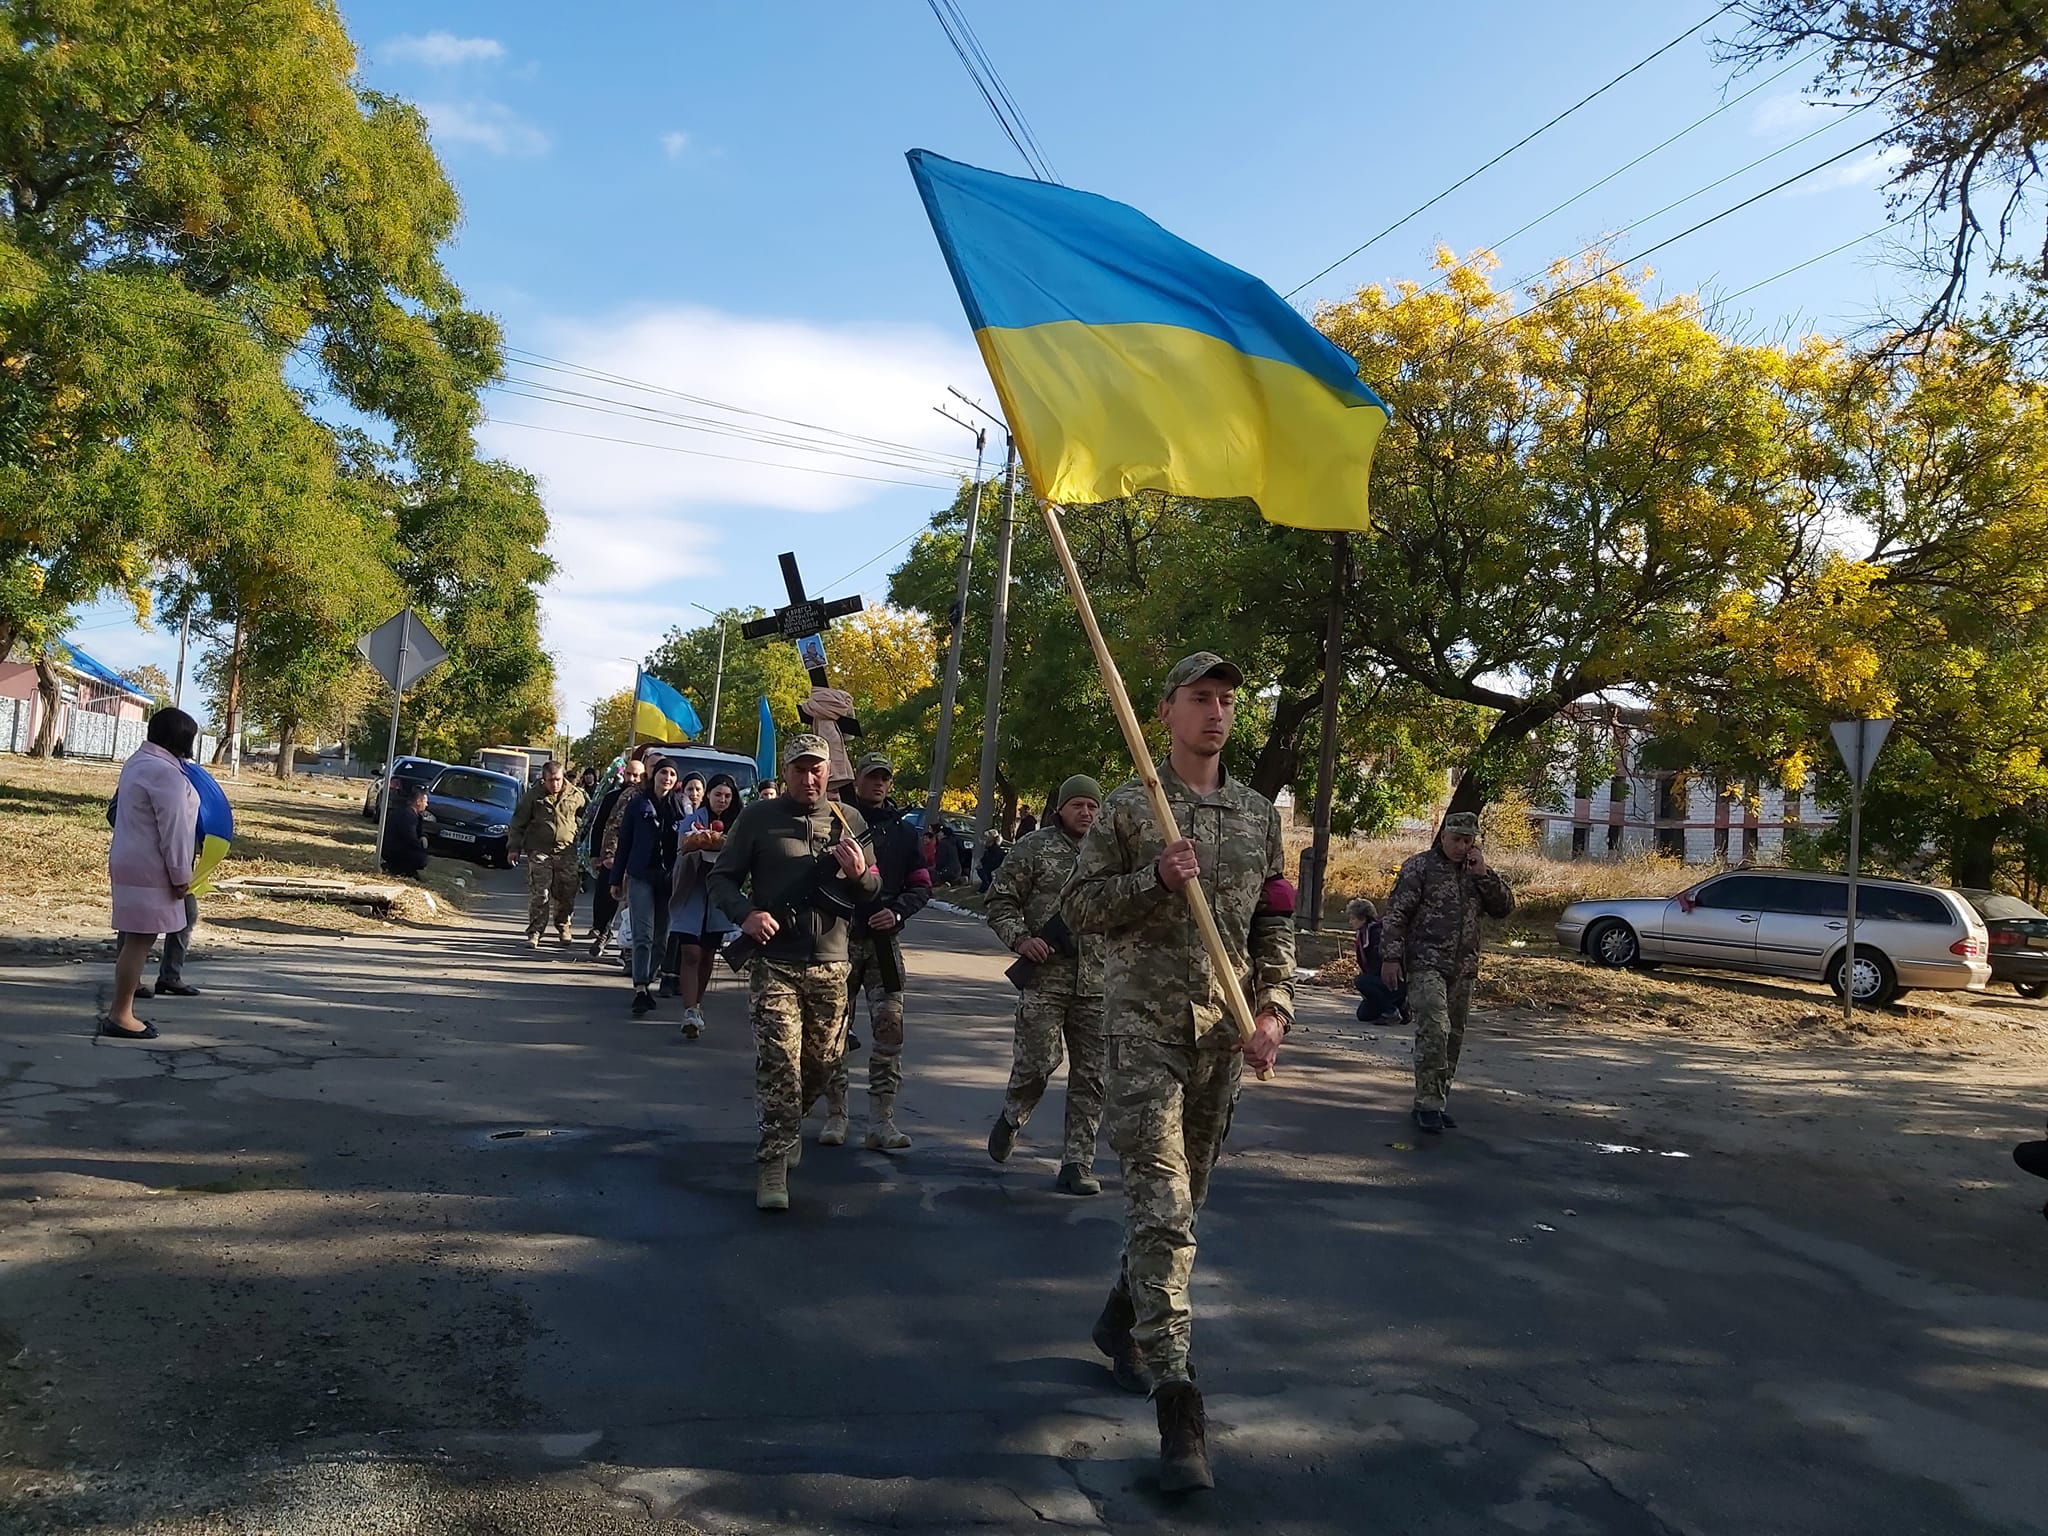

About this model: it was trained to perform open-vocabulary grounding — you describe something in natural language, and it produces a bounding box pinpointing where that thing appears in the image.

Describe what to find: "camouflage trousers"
[1409,968,1473,1111]
[524,851,579,935]
[1002,990,1106,1171]
[1106,1036,1241,1387]
[827,934,905,1108]
[751,957,852,1163]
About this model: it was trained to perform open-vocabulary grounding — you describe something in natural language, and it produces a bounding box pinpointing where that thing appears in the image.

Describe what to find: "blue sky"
[74,1,1917,733]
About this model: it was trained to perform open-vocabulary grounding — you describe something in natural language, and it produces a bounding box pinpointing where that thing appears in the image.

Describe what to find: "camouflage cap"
[1441,811,1481,835]
[782,732,831,766]
[1162,651,1245,697]
[855,751,894,777]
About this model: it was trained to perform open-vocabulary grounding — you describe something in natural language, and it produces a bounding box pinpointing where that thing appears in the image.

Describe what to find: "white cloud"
[1788,144,1908,196]
[660,130,691,160]
[385,32,505,68]
[1750,92,1818,139]
[476,306,983,724]
[419,100,549,157]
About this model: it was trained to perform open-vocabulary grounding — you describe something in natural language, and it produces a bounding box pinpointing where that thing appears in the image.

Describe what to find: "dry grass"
[0,757,470,941]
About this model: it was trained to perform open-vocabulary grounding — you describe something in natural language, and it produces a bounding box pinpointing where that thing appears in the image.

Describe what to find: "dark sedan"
[1961,889,2048,999]
[363,756,447,821]
[422,766,523,868]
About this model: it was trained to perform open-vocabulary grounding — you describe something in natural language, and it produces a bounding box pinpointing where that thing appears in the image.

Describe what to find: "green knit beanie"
[1056,774,1103,811]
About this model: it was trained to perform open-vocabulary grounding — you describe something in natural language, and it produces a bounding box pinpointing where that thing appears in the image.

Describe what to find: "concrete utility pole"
[975,430,1017,840]
[1303,532,1349,930]
[690,603,728,746]
[926,406,987,824]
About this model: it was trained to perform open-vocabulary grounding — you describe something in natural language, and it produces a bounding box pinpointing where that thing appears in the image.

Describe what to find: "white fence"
[0,702,216,764]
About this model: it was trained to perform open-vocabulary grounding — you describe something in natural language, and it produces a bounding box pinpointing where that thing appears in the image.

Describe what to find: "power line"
[483,416,959,490]
[1716,222,1894,306]
[815,524,932,598]
[924,0,1057,182]
[1285,2,1738,298]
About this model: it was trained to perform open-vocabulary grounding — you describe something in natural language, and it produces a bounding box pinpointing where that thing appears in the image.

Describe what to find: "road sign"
[356,608,448,692]
[1829,719,1893,789]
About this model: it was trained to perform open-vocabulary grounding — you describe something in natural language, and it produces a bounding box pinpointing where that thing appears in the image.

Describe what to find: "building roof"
[57,641,154,704]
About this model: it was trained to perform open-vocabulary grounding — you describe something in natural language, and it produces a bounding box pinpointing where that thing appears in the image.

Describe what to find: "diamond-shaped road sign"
[1829,719,1893,790]
[356,608,448,693]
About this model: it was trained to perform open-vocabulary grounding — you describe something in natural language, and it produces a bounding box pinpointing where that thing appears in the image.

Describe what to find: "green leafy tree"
[644,608,809,754]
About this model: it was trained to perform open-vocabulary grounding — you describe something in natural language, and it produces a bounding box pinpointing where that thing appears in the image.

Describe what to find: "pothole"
[486,1128,571,1141]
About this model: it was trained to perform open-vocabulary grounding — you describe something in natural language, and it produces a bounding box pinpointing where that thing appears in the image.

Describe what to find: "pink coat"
[109,742,198,935]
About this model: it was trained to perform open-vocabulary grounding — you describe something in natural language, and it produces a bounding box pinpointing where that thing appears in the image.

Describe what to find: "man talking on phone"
[1380,810,1515,1135]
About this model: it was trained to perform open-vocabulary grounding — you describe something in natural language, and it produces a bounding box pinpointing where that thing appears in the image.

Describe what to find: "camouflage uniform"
[1380,841,1515,1111]
[986,823,1106,1170]
[751,956,855,1162]
[508,783,586,936]
[1061,760,1293,1388]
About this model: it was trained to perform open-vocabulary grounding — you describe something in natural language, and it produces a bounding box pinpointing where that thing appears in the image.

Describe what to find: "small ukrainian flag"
[633,670,702,745]
[907,150,1389,532]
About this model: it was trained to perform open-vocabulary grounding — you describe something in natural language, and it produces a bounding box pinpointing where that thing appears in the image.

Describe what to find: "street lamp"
[689,603,727,746]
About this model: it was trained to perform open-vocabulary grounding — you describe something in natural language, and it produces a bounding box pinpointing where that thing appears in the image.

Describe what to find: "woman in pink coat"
[104,708,201,1040]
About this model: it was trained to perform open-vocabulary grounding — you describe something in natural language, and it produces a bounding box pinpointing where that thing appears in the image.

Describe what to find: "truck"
[472,744,556,783]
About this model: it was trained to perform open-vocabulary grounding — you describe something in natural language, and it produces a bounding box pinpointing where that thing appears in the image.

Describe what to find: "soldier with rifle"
[984,775,1108,1195]
[708,733,880,1212]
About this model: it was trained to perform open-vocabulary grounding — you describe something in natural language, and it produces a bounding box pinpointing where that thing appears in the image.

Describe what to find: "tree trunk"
[30,649,61,758]
[1947,813,2001,890]
[1247,690,1320,805]
[276,718,298,780]
[1445,698,1570,818]
[212,615,243,766]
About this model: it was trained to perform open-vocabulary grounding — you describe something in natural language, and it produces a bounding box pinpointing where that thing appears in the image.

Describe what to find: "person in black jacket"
[583,758,645,956]
[818,753,932,1151]
[610,758,681,1016]
[381,784,431,879]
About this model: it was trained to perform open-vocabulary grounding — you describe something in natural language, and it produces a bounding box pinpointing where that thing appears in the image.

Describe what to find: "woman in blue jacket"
[610,756,681,1016]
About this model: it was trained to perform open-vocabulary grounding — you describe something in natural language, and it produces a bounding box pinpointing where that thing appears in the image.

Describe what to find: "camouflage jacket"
[1061,761,1293,1047]
[1380,848,1515,981]
[508,784,585,856]
[985,824,1103,998]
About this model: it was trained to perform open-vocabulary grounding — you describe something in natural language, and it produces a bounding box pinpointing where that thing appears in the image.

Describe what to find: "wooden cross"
[739,551,863,731]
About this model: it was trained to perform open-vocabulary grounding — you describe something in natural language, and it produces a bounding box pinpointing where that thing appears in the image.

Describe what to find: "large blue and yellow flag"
[907,150,1389,533]
[182,761,234,896]
[633,670,702,745]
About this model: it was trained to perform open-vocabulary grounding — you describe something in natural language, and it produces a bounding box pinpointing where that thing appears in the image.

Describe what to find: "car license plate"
[2029,936,2048,949]
[443,830,476,843]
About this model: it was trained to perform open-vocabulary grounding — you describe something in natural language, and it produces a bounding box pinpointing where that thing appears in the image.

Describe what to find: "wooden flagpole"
[1037,502,1268,1075]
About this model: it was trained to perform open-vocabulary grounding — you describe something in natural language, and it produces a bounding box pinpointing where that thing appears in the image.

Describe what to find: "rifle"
[721,805,900,988]
[1004,912,1076,991]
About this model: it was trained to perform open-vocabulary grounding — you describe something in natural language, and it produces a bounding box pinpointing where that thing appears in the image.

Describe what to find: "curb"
[0,935,117,961]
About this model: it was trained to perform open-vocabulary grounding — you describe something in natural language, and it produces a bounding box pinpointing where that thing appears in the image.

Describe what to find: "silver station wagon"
[1556,869,1991,1007]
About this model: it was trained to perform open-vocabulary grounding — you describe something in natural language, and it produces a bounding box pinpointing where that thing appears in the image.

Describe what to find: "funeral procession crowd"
[96,651,1516,1494]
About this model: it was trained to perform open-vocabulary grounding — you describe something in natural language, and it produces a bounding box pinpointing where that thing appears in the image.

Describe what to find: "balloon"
[182,762,234,896]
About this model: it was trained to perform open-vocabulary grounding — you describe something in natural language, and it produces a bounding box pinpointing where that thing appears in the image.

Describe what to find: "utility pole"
[944,387,1017,839]
[1304,532,1349,930]
[172,606,190,712]
[690,603,729,745]
[926,405,987,824]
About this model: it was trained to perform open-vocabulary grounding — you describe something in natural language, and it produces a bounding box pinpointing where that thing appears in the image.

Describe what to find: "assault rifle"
[1003,912,1076,991]
[721,807,901,990]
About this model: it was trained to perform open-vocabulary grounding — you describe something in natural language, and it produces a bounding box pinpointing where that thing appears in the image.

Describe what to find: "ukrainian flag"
[181,762,234,896]
[633,670,702,745]
[907,150,1389,533]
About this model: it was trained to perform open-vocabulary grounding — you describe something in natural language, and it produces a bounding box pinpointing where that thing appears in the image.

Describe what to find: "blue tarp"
[57,641,153,701]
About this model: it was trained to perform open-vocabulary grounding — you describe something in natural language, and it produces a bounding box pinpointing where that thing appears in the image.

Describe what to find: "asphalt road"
[1,870,2044,1534]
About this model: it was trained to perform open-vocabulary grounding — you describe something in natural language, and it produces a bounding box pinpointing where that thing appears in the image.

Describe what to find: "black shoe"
[132,982,153,1000]
[1154,1382,1214,1492]
[1092,1286,1150,1395]
[98,1019,159,1040]
[657,978,679,998]
[631,989,655,1017]
[987,1113,1018,1163]
[848,1033,863,1051]
[156,981,201,997]
[1440,1108,1458,1130]
[1413,1106,1444,1135]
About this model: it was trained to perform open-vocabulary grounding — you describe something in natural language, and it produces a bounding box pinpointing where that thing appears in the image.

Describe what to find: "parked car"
[362,756,447,821]
[1556,868,1991,1007]
[641,744,760,796]
[421,766,523,867]
[1959,889,2048,999]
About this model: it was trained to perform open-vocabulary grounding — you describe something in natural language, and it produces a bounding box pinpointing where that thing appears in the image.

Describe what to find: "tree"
[125,663,172,711]
[1722,1,2048,335]
[572,689,635,771]
[1652,329,2048,886]
[1314,253,1802,816]
[819,606,938,777]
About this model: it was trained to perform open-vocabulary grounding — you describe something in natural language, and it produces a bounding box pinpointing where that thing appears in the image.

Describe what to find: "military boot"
[1091,1284,1150,1395]
[987,1112,1019,1163]
[864,1094,912,1151]
[1154,1381,1214,1492]
[1055,1162,1101,1196]
[784,1132,802,1169]
[819,1087,850,1146]
[755,1156,789,1212]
